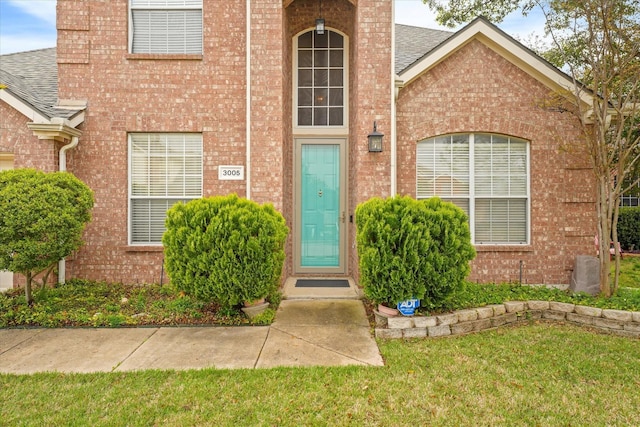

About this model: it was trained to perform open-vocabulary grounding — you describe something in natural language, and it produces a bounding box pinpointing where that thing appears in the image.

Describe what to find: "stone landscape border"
[374,301,640,339]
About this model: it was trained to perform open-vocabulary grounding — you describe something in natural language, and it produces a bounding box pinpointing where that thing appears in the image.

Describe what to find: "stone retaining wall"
[374,301,640,339]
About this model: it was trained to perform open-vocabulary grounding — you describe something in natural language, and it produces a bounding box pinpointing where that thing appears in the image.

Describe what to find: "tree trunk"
[597,176,612,297]
[25,271,34,306]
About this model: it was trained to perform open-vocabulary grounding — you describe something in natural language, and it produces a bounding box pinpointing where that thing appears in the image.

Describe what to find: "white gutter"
[59,135,78,172]
[245,0,251,200]
[390,2,397,197]
[58,135,80,284]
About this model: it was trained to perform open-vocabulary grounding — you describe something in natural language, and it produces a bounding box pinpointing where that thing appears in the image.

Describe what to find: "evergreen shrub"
[618,207,640,251]
[163,194,289,308]
[355,195,475,309]
[0,169,94,304]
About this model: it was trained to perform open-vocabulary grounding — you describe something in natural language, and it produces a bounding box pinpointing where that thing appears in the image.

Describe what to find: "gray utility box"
[570,255,600,295]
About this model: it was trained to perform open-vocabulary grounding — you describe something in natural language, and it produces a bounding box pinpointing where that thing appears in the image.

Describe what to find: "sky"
[0,0,547,55]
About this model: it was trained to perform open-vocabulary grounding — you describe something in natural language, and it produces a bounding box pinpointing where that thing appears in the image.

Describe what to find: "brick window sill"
[475,245,534,252]
[124,246,164,253]
[125,54,203,61]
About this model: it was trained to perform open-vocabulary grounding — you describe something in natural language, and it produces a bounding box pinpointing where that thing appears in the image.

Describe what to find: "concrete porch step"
[281,277,362,300]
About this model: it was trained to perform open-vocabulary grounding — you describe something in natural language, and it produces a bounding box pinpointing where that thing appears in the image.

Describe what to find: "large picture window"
[129,0,203,54]
[417,133,529,244]
[129,133,202,244]
[295,29,345,127]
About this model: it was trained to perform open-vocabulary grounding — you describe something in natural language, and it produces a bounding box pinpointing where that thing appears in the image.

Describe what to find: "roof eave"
[397,17,592,107]
[0,87,51,123]
[27,118,83,143]
[1,88,86,128]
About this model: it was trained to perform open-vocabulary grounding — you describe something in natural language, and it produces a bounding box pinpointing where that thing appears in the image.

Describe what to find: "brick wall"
[349,0,393,278]
[396,40,595,284]
[58,0,251,283]
[58,0,389,283]
[0,103,59,172]
[285,0,392,278]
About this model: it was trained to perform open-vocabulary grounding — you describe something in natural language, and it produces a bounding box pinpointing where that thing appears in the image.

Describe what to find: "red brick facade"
[396,40,595,284]
[0,103,59,172]
[1,2,594,286]
[51,0,392,283]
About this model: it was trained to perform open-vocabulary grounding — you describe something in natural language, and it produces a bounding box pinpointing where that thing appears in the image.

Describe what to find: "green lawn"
[2,322,640,426]
[615,255,640,289]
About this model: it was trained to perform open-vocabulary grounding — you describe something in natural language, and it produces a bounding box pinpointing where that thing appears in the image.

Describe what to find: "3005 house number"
[218,166,244,180]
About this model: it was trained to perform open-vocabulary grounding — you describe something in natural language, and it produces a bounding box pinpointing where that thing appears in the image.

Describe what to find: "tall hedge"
[163,194,289,308]
[618,206,640,251]
[355,196,475,309]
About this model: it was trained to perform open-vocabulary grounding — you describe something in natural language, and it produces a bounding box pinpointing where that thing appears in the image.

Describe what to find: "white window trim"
[127,133,203,246]
[128,0,203,55]
[293,27,349,134]
[417,133,531,245]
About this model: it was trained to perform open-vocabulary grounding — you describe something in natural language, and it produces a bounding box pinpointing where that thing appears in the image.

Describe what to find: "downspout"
[58,135,79,284]
[390,3,397,196]
[246,0,251,200]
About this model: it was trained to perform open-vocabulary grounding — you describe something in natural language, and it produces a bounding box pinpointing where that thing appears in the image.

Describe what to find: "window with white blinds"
[130,0,203,54]
[417,133,529,244]
[129,133,202,244]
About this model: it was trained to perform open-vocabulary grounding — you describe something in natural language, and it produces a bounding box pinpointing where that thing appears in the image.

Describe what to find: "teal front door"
[296,140,346,273]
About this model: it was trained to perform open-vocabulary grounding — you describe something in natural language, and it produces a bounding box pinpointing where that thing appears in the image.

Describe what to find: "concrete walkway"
[0,299,383,374]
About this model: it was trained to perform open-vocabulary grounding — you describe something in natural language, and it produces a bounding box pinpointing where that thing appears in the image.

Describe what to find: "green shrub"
[419,197,477,310]
[163,194,289,308]
[355,195,475,308]
[618,207,640,251]
[0,169,94,304]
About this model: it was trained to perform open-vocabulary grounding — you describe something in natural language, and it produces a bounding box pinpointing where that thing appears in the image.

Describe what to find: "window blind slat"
[129,134,202,244]
[417,133,528,244]
[131,0,202,9]
[131,9,202,54]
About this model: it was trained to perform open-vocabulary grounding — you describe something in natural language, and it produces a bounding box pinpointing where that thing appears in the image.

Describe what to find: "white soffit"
[0,89,50,123]
[0,91,86,127]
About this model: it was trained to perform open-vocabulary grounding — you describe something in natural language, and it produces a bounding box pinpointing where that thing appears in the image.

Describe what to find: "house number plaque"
[218,166,244,180]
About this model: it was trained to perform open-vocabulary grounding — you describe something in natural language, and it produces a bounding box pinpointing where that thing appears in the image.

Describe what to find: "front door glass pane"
[301,145,340,266]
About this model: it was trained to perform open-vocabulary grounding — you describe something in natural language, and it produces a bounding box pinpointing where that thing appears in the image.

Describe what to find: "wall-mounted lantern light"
[316,0,324,35]
[367,121,383,152]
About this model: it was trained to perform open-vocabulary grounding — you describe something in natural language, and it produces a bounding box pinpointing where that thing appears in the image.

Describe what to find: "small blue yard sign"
[397,298,420,316]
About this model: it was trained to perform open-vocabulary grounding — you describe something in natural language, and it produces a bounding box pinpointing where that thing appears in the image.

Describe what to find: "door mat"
[295,279,350,288]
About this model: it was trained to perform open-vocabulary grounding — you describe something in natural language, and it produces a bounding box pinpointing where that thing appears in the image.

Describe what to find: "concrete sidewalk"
[0,299,383,374]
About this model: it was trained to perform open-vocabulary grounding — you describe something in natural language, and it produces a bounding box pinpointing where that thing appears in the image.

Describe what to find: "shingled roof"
[0,26,451,119]
[0,48,81,120]
[395,24,453,74]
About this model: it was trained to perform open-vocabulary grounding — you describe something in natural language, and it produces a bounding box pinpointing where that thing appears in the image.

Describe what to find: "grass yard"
[615,254,640,289]
[2,322,639,426]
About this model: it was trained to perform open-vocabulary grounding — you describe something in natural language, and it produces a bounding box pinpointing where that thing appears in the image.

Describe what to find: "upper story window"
[417,133,529,245]
[129,0,203,54]
[295,29,346,128]
[129,133,202,245]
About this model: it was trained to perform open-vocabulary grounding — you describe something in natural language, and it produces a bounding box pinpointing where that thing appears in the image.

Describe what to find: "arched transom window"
[417,133,530,245]
[295,29,345,127]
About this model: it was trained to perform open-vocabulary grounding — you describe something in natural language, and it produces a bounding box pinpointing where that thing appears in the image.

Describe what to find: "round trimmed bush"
[355,195,475,309]
[163,194,289,308]
[0,168,94,304]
